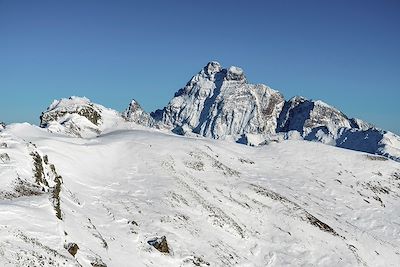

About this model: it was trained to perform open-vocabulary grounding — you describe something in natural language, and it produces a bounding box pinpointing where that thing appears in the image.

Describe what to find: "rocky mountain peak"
[122,99,155,127]
[226,66,246,82]
[203,61,222,76]
[152,62,284,140]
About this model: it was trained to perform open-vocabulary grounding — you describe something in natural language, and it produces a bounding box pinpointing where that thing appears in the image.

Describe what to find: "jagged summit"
[203,61,222,76]
[152,61,284,139]
[122,99,155,127]
[200,61,246,82]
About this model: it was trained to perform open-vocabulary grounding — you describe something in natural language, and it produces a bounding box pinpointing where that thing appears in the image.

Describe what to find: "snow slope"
[1,123,399,266]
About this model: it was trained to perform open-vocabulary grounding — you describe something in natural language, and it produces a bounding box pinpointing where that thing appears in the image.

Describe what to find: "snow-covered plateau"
[1,61,400,266]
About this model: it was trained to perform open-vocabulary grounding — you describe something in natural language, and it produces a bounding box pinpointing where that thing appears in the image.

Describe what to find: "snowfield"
[1,123,399,266]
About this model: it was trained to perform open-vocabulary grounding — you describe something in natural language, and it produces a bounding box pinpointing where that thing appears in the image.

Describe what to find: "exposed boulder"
[65,242,79,257]
[147,236,169,254]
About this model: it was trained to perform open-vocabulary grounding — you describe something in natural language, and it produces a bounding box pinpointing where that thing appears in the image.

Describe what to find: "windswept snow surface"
[1,123,400,266]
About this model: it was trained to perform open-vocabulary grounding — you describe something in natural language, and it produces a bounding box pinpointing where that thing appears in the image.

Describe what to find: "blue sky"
[0,0,399,133]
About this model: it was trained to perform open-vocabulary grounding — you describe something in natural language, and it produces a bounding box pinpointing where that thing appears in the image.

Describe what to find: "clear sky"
[0,0,399,134]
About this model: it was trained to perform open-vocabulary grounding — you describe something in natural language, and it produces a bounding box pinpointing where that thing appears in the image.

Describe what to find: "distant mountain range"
[36,61,400,162]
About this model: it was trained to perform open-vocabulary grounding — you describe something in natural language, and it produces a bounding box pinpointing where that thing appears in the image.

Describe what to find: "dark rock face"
[30,152,48,186]
[30,152,63,220]
[147,236,169,254]
[65,243,79,257]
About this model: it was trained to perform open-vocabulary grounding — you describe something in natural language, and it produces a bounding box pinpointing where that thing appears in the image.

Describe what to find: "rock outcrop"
[147,236,169,254]
[40,96,123,138]
[122,99,155,127]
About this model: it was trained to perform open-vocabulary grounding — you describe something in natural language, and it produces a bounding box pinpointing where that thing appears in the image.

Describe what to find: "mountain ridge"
[34,62,400,162]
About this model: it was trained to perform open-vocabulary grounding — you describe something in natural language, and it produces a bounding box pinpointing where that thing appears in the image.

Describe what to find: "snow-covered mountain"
[37,62,400,162]
[150,62,400,161]
[275,96,400,161]
[1,123,400,266]
[151,61,285,140]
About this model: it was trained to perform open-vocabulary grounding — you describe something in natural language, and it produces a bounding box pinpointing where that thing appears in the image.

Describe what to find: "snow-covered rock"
[40,96,124,138]
[277,96,352,138]
[152,61,285,141]
[122,99,155,127]
[273,96,400,160]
